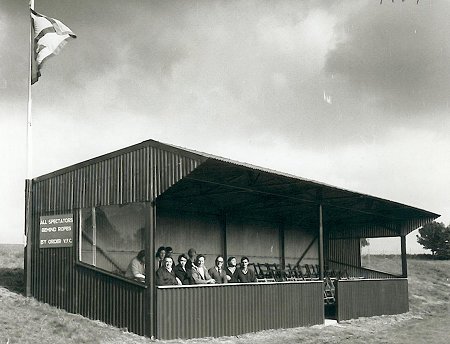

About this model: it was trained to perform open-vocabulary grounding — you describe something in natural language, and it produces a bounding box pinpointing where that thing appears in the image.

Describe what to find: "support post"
[219,210,227,259]
[145,201,156,339]
[401,235,407,277]
[279,221,285,269]
[319,204,324,280]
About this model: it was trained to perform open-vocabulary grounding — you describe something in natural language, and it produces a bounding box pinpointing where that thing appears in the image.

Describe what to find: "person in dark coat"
[156,257,182,286]
[174,253,193,285]
[208,255,227,284]
[155,246,166,269]
[165,246,174,259]
[185,248,197,271]
[233,256,257,283]
[225,256,237,282]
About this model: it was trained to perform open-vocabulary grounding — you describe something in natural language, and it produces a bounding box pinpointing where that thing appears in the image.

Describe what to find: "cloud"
[0,3,28,104]
[30,1,345,148]
[325,1,450,116]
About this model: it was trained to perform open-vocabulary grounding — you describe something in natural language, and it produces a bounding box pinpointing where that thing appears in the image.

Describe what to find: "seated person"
[233,256,257,283]
[155,246,166,269]
[156,257,182,286]
[125,250,145,282]
[225,256,237,282]
[185,248,197,270]
[191,254,216,284]
[165,246,174,259]
[174,253,193,285]
[208,255,227,284]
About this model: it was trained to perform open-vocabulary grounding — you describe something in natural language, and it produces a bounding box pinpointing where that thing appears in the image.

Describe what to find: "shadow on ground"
[0,268,25,294]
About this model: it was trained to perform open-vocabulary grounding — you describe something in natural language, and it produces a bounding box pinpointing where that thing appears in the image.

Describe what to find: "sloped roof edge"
[32,138,440,220]
[162,141,440,219]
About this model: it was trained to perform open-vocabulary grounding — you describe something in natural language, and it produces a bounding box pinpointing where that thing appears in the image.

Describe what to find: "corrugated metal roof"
[33,138,440,226]
[158,140,440,219]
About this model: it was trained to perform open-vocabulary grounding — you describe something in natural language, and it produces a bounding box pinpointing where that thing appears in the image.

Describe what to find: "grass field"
[1,244,449,344]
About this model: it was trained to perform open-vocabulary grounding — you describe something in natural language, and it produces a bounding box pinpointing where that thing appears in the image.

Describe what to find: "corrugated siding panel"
[329,223,398,239]
[33,146,202,212]
[328,261,396,279]
[336,278,409,321]
[400,218,435,236]
[29,144,203,336]
[328,238,360,267]
[329,217,435,239]
[156,282,324,340]
[75,265,146,335]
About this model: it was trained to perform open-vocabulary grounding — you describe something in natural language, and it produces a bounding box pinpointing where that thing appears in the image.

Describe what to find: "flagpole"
[27,0,34,179]
[25,0,35,297]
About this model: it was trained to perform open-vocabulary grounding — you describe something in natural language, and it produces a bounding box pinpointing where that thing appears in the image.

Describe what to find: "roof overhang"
[156,158,439,238]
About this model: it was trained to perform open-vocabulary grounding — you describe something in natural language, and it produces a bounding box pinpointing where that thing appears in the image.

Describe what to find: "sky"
[0,0,449,254]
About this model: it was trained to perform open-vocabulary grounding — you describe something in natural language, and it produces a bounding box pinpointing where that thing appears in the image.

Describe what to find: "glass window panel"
[79,203,146,277]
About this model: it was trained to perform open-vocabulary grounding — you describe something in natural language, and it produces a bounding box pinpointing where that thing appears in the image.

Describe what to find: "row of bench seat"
[249,263,350,305]
[249,263,349,283]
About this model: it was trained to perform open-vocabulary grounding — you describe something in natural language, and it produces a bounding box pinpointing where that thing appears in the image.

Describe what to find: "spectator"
[186,248,197,270]
[233,256,257,283]
[192,254,216,284]
[174,253,193,285]
[165,246,174,259]
[208,255,227,284]
[155,246,166,269]
[156,257,182,286]
[225,256,237,282]
[125,250,145,282]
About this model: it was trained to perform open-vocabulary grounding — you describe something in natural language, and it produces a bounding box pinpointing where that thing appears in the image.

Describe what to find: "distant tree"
[360,238,370,248]
[380,0,420,4]
[416,222,450,257]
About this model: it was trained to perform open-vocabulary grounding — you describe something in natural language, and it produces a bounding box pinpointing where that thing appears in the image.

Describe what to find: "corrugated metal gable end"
[33,145,205,212]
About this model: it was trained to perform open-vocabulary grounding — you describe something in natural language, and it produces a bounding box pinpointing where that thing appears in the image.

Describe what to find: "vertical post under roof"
[279,221,285,269]
[319,204,324,280]
[219,210,227,259]
[145,202,156,338]
[401,235,407,277]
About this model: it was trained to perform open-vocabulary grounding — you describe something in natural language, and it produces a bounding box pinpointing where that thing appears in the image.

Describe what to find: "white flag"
[30,9,76,84]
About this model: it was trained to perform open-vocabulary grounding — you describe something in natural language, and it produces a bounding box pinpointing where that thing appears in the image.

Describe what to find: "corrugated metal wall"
[29,144,204,336]
[33,145,204,211]
[75,264,146,334]
[328,261,396,279]
[328,217,435,239]
[335,278,409,321]
[156,282,324,340]
[327,238,361,268]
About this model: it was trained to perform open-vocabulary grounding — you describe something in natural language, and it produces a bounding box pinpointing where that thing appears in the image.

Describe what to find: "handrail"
[76,260,147,288]
[156,279,323,289]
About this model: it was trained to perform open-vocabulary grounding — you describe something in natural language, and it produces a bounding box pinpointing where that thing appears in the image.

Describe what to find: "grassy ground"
[1,245,449,343]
